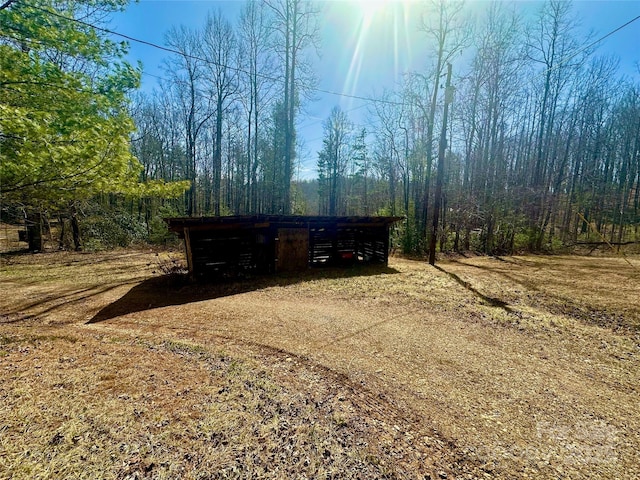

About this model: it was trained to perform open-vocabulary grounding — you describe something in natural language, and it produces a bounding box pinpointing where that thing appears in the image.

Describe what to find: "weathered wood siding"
[164,215,402,279]
[276,228,309,272]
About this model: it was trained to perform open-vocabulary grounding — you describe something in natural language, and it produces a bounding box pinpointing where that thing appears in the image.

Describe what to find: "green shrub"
[81,212,147,250]
[512,232,530,252]
[147,205,180,245]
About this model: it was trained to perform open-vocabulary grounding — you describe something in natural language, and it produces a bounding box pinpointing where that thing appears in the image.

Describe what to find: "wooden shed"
[164,215,402,278]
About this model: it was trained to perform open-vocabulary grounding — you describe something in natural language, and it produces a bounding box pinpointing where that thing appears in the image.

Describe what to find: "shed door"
[276,228,309,272]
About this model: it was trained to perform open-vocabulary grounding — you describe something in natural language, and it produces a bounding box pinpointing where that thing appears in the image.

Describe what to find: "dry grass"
[1,249,639,479]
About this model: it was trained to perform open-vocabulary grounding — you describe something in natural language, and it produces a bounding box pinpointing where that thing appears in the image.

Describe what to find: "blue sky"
[111,0,640,179]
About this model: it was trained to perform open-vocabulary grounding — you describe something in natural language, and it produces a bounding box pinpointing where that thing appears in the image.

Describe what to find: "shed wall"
[165,216,400,278]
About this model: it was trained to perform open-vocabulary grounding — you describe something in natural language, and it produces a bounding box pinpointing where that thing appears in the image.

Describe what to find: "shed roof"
[165,215,403,235]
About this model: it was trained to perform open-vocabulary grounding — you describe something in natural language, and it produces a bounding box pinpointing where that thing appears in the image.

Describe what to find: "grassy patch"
[0,333,435,479]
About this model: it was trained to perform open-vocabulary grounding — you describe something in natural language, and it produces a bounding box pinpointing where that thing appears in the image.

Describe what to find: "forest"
[2,3,640,477]
[1,0,639,255]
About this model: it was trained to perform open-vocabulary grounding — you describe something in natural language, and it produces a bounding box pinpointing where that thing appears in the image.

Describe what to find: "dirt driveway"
[1,251,639,479]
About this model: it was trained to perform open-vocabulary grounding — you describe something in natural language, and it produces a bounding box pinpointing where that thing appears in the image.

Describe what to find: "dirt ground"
[1,248,639,479]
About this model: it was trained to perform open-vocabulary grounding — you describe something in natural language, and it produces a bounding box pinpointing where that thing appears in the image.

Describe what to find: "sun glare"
[339,0,414,106]
[353,0,391,17]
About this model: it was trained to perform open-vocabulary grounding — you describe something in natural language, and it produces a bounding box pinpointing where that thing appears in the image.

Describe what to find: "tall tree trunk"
[429,63,452,265]
[214,101,223,216]
[70,205,81,251]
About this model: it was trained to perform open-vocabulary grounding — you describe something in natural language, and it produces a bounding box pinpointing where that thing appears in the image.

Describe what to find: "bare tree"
[164,25,214,216]
[457,2,525,253]
[317,106,352,215]
[418,0,468,239]
[128,0,640,254]
[238,1,277,213]
[351,128,371,215]
[264,0,319,214]
[525,0,589,248]
[371,90,405,217]
[202,10,240,216]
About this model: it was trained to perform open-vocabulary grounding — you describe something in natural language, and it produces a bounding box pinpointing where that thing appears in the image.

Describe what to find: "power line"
[17,0,405,107]
[12,1,640,113]
[552,14,640,72]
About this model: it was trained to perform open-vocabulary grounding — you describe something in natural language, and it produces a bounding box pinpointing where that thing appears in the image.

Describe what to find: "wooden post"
[26,212,44,252]
[429,63,453,266]
[183,227,194,278]
[384,225,390,265]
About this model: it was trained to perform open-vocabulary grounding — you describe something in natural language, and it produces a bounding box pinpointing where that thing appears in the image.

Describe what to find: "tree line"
[2,0,639,254]
[131,0,319,220]
[132,0,640,255]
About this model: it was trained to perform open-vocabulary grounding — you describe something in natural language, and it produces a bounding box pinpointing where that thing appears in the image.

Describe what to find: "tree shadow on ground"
[87,264,400,324]
[434,265,513,313]
[438,262,640,332]
[0,248,32,257]
[447,258,543,292]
